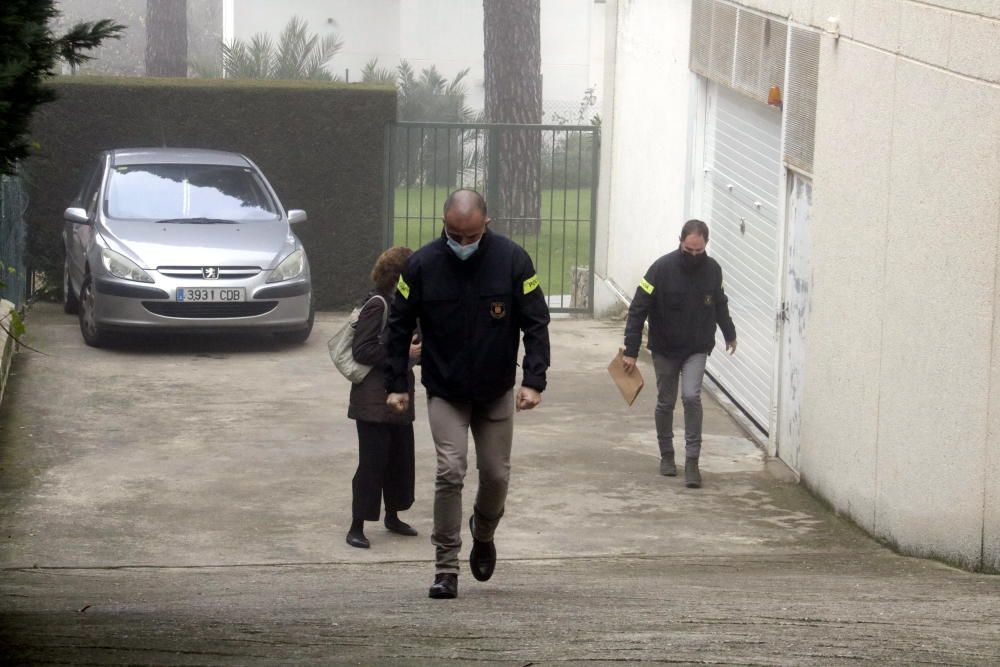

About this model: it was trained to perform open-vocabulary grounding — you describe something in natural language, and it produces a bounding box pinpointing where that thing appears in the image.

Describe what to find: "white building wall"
[597,0,695,312]
[795,39,893,540]
[877,60,998,567]
[593,0,618,316]
[588,3,607,103]
[759,0,1000,570]
[989,255,1000,572]
[602,0,1000,570]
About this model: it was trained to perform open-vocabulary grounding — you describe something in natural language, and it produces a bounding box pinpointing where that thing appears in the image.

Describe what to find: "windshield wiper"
[157,217,239,225]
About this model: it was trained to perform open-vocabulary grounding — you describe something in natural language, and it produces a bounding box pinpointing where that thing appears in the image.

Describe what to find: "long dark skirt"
[352,421,415,521]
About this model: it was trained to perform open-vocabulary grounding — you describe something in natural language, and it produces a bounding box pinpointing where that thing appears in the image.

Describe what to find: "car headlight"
[101,248,153,283]
[267,249,305,283]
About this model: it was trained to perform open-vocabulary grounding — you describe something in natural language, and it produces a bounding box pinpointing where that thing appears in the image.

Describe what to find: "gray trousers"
[652,352,708,460]
[427,389,514,575]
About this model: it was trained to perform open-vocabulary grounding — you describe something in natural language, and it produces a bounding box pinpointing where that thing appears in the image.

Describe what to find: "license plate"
[176,287,245,303]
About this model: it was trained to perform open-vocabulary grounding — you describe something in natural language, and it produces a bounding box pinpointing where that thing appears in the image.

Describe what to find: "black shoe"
[659,457,677,476]
[685,458,702,489]
[346,530,370,549]
[428,573,458,599]
[384,516,418,536]
[469,515,496,582]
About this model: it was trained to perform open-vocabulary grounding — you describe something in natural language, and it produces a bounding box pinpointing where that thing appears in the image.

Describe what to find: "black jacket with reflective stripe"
[385,229,551,404]
[623,249,737,360]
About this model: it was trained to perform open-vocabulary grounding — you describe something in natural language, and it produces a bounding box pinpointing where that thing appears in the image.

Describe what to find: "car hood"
[99,219,297,270]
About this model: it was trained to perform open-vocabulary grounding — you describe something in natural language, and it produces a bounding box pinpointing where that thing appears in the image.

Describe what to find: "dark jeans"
[652,352,708,460]
[352,421,415,521]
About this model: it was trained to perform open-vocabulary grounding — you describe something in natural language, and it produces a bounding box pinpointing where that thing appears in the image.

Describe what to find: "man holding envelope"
[621,219,737,488]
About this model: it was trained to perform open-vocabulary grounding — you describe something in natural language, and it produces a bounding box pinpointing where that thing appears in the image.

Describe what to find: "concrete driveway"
[1,303,997,665]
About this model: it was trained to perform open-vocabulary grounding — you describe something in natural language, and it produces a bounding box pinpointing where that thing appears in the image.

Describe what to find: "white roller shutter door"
[701,81,782,431]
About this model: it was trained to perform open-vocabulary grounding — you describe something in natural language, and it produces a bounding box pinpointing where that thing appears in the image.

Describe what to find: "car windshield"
[105,164,280,222]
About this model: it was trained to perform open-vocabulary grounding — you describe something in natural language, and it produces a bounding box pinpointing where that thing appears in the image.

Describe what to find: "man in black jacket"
[622,219,737,488]
[385,189,550,599]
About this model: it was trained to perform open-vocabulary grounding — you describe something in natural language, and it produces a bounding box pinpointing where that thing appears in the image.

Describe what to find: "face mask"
[446,233,481,261]
[680,249,707,271]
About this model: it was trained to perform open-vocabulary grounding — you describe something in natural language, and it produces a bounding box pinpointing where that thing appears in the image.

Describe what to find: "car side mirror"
[287,209,307,225]
[64,207,90,225]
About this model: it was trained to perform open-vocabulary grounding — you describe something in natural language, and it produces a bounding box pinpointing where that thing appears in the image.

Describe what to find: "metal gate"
[0,173,30,308]
[384,121,599,314]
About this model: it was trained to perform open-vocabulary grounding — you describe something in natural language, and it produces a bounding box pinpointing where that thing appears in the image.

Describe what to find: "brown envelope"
[608,349,644,406]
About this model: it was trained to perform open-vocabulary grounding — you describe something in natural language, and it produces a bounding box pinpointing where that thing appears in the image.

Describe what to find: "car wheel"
[78,275,107,347]
[275,303,314,345]
[63,257,79,314]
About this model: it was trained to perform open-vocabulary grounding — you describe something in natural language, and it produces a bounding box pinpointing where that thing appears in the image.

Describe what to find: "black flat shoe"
[346,531,370,549]
[469,515,496,582]
[428,573,457,599]
[384,516,418,536]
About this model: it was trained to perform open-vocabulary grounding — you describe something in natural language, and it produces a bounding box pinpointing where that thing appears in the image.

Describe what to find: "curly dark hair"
[372,246,414,294]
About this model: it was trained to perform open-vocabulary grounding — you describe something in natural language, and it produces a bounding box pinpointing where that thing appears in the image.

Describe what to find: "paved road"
[1,303,997,665]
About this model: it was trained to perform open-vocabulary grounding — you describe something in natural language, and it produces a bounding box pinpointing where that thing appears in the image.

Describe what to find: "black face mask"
[680,248,707,271]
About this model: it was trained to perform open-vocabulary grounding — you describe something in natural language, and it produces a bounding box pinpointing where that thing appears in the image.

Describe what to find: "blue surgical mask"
[446,233,480,261]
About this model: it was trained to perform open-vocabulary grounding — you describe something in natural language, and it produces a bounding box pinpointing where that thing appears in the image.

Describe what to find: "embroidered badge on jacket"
[490,301,507,319]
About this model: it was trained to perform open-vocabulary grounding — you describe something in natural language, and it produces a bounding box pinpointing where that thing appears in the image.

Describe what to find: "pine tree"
[145,0,187,77]
[483,0,542,235]
[0,0,124,175]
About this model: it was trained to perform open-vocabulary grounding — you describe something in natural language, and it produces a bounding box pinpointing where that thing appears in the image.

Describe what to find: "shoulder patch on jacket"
[639,277,655,295]
[523,274,540,295]
[396,275,410,299]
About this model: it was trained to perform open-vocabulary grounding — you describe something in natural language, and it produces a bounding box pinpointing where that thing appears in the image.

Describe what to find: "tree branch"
[57,20,126,68]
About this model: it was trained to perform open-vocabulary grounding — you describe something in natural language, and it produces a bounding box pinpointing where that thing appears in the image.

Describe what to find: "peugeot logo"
[202,267,220,280]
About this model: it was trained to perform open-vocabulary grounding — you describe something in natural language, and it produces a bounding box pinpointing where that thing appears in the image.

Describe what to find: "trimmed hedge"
[25,76,396,309]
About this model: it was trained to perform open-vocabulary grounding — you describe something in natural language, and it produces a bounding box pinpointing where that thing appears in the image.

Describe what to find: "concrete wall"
[768,0,1000,571]
[0,300,16,408]
[595,0,695,315]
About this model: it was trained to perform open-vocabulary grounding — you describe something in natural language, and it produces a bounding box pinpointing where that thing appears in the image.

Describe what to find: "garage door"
[700,81,782,431]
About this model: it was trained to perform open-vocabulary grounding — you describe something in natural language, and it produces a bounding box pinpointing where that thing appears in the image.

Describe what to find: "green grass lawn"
[391,186,593,299]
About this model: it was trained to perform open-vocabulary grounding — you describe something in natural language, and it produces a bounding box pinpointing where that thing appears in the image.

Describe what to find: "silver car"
[62,148,313,347]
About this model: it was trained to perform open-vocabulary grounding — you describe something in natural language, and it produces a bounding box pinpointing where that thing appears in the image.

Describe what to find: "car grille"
[142,301,278,318]
[157,266,262,280]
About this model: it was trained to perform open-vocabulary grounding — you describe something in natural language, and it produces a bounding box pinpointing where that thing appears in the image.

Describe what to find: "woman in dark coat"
[346,246,419,548]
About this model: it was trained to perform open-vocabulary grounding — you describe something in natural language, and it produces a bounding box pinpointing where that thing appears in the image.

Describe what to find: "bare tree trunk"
[145,0,188,77]
[484,0,542,236]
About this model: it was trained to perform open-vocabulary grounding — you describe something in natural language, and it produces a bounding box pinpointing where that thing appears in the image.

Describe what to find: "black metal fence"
[0,173,30,308]
[384,121,599,314]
